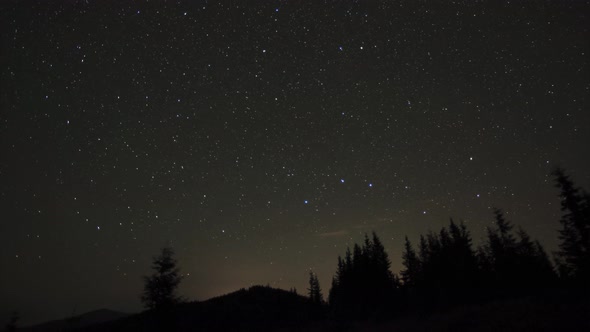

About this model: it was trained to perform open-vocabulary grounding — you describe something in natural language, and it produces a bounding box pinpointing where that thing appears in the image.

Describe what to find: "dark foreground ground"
[16,287,589,332]
[321,296,589,332]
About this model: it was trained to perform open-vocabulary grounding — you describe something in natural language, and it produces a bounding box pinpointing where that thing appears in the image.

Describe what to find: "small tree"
[141,246,184,311]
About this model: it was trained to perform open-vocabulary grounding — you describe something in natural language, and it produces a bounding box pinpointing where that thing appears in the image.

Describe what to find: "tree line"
[136,167,588,323]
[317,168,589,320]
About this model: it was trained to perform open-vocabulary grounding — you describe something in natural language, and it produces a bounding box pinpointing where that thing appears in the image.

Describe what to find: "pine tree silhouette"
[307,271,323,305]
[552,168,590,286]
[405,220,480,307]
[481,209,556,298]
[307,271,324,320]
[328,232,398,320]
[483,209,519,293]
[401,236,420,288]
[515,227,556,289]
[141,246,184,311]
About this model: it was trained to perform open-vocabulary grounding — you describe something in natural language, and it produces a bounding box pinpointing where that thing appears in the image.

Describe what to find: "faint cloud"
[352,218,390,230]
[316,230,349,238]
[352,223,373,230]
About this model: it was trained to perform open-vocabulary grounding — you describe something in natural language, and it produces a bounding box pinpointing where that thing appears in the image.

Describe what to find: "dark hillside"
[350,293,590,332]
[70,292,588,332]
[19,309,128,332]
[78,286,317,332]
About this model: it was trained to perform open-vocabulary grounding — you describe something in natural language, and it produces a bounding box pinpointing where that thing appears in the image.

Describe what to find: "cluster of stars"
[1,0,587,326]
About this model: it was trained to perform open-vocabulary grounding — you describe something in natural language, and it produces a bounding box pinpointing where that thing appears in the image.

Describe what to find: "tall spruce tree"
[552,168,590,284]
[484,209,518,290]
[514,228,556,288]
[308,271,323,305]
[401,236,420,287]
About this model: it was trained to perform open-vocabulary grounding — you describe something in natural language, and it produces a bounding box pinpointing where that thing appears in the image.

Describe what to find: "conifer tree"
[484,209,519,290]
[308,271,323,305]
[481,209,556,297]
[328,232,398,320]
[552,168,590,284]
[141,246,184,311]
[372,232,392,274]
[408,221,479,306]
[418,235,429,267]
[401,236,420,287]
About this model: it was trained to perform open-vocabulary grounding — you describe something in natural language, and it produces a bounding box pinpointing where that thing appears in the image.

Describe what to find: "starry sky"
[1,0,589,326]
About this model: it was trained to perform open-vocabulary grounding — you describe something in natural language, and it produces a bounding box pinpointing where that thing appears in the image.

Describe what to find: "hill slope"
[20,309,129,332]
[79,285,316,332]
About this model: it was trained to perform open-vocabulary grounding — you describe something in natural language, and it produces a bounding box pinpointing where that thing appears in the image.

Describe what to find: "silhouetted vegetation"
[324,169,587,322]
[552,168,590,287]
[328,232,400,320]
[406,219,481,308]
[478,209,557,299]
[141,246,184,312]
[20,170,590,331]
[307,271,323,305]
[140,246,184,331]
[307,271,325,319]
[67,286,313,332]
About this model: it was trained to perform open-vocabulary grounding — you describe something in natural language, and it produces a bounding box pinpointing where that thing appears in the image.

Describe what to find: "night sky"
[1,0,589,326]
